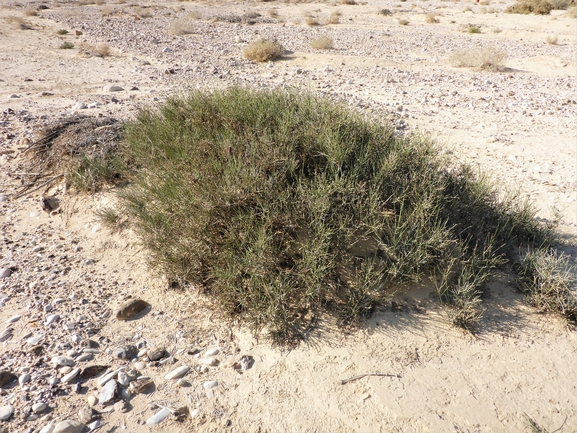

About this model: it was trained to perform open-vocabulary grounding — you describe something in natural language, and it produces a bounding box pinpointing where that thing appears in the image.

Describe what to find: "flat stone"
[0,370,16,387]
[52,356,75,367]
[146,407,171,425]
[32,403,47,413]
[78,406,93,423]
[19,373,31,386]
[80,365,109,379]
[147,347,166,362]
[53,420,84,433]
[114,345,137,360]
[106,85,124,92]
[99,379,117,405]
[203,380,218,390]
[116,299,150,320]
[6,315,20,323]
[204,348,219,357]
[0,405,14,421]
[165,365,190,380]
[113,400,128,413]
[0,268,11,278]
[61,367,80,383]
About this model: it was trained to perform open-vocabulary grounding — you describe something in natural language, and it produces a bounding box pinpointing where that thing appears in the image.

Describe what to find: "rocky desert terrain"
[0,0,576,432]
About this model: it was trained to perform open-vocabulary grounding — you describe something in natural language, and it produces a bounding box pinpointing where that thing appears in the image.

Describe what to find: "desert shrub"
[132,6,151,18]
[327,10,341,23]
[59,41,74,49]
[5,16,31,29]
[506,0,553,14]
[114,87,554,341]
[545,35,558,44]
[449,46,506,71]
[243,39,284,62]
[57,29,68,34]
[341,0,357,4]
[425,12,439,22]
[79,42,111,57]
[379,8,392,15]
[515,250,577,322]
[549,0,571,9]
[310,34,334,49]
[24,7,38,16]
[268,8,279,18]
[169,19,196,35]
[305,15,319,25]
[566,6,577,16]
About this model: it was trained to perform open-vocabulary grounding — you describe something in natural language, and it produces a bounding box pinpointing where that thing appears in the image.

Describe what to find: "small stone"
[61,367,80,383]
[113,400,128,413]
[146,408,171,425]
[45,314,60,325]
[129,377,153,394]
[81,339,98,349]
[78,406,93,423]
[91,224,101,233]
[97,368,123,386]
[6,314,20,323]
[75,30,82,35]
[117,371,130,386]
[176,378,190,387]
[0,328,12,342]
[26,335,43,345]
[48,376,59,386]
[106,85,124,92]
[39,422,55,433]
[133,361,146,370]
[52,356,75,367]
[99,379,117,405]
[60,366,73,375]
[0,405,14,421]
[164,365,190,380]
[198,357,218,366]
[52,420,84,433]
[32,403,47,413]
[114,345,137,360]
[190,408,200,418]
[71,334,82,344]
[30,345,44,356]
[116,299,150,320]
[147,347,166,362]
[204,348,219,357]
[203,380,218,390]
[75,353,93,363]
[80,365,109,379]
[19,373,31,386]
[72,102,87,110]
[0,370,16,387]
[27,413,40,421]
[0,269,11,278]
[87,395,98,407]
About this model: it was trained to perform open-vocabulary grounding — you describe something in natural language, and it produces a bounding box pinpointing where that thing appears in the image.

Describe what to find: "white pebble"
[203,380,218,390]
[6,315,21,323]
[164,365,190,380]
[30,211,41,217]
[39,422,55,433]
[45,314,60,325]
[117,371,130,386]
[204,348,219,357]
[146,408,171,425]
[52,356,75,367]
[32,402,47,413]
[198,357,218,366]
[19,373,31,386]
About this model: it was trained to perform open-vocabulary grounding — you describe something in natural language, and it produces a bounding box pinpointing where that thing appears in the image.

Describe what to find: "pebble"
[0,405,14,421]
[39,422,55,433]
[129,377,153,393]
[146,407,171,425]
[53,420,84,433]
[75,353,93,362]
[30,211,41,217]
[72,102,87,110]
[32,402,47,413]
[164,365,190,380]
[78,406,93,423]
[147,346,166,361]
[114,345,137,360]
[134,361,146,370]
[19,372,31,386]
[6,314,21,323]
[97,368,123,386]
[48,376,59,386]
[205,347,219,357]
[117,371,130,386]
[52,356,75,367]
[0,268,11,278]
[45,314,60,325]
[0,328,12,342]
[91,224,101,233]
[114,400,128,413]
[61,367,80,383]
[88,420,100,431]
[99,379,117,405]
[203,380,218,390]
[87,395,98,407]
[60,366,73,375]
[198,357,218,366]
[106,85,124,92]
[26,334,43,345]
[116,299,150,320]
[0,370,17,387]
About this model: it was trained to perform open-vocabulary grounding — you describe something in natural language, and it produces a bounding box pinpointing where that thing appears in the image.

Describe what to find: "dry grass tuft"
[169,20,196,35]
[506,0,553,14]
[5,16,32,29]
[79,42,111,58]
[243,39,284,62]
[59,41,74,49]
[449,46,507,71]
[327,10,341,23]
[341,0,357,4]
[425,12,439,23]
[187,11,202,19]
[310,34,334,49]
[305,15,320,26]
[565,5,577,16]
[132,6,152,18]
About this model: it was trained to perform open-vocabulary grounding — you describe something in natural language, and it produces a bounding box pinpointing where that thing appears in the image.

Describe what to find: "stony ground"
[0,0,576,432]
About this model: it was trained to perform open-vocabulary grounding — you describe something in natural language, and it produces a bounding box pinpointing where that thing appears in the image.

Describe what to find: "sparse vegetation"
[268,8,279,18]
[79,42,111,58]
[305,15,320,25]
[5,16,31,29]
[188,11,202,20]
[545,35,558,44]
[425,12,439,23]
[327,10,341,23]
[59,41,74,49]
[566,6,577,17]
[169,20,196,35]
[132,6,152,18]
[92,87,555,342]
[379,8,393,15]
[549,0,571,9]
[506,0,553,14]
[515,250,577,323]
[24,7,38,16]
[398,18,409,25]
[341,0,357,4]
[243,39,284,62]
[57,29,68,35]
[449,46,507,71]
[310,35,334,49]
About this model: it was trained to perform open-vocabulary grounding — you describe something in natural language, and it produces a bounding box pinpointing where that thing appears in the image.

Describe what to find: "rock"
[75,353,93,362]
[32,402,47,413]
[78,406,93,423]
[72,102,87,110]
[52,356,75,367]
[129,377,153,394]
[114,345,137,360]
[117,371,130,386]
[0,370,16,387]
[0,328,12,342]
[106,85,124,92]
[113,400,128,413]
[19,373,31,386]
[204,348,219,357]
[39,422,55,433]
[0,405,14,421]
[52,420,84,433]
[133,361,146,370]
[26,334,43,345]
[164,365,190,380]
[60,366,72,375]
[87,395,98,407]
[176,378,190,387]
[99,379,117,405]
[80,339,98,349]
[147,347,166,362]
[97,368,123,386]
[203,380,218,390]
[45,314,60,325]
[115,299,150,320]
[61,367,80,383]
[198,357,218,366]
[0,269,11,278]
[6,314,20,323]
[146,408,171,425]
[80,365,109,379]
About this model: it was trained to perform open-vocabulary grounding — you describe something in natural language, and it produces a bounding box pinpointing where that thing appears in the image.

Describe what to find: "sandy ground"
[0,0,576,432]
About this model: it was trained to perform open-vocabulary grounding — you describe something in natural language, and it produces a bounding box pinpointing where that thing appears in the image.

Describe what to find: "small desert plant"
[327,10,341,23]
[243,38,284,62]
[449,46,507,71]
[425,12,439,22]
[132,6,152,18]
[268,8,279,18]
[169,20,196,35]
[521,413,553,433]
[100,5,116,16]
[506,0,553,14]
[545,35,558,44]
[305,15,320,25]
[379,8,392,15]
[467,25,481,33]
[515,250,577,323]
[5,16,31,29]
[341,0,357,4]
[79,42,111,57]
[549,0,571,9]
[398,18,409,25]
[188,11,202,19]
[24,7,38,16]
[310,34,334,49]
[57,29,68,34]
[59,41,74,49]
